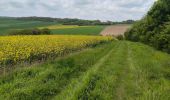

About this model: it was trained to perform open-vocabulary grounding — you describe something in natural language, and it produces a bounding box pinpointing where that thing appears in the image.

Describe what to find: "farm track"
[54,40,121,100]
[55,41,170,100]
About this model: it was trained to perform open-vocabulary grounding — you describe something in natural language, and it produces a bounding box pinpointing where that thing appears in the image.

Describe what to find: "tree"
[125,0,170,53]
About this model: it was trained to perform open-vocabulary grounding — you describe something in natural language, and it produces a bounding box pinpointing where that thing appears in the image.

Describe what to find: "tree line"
[125,0,170,53]
[15,17,135,26]
[8,28,51,35]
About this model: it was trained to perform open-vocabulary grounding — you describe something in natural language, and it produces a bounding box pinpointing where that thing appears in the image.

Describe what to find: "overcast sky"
[0,0,156,21]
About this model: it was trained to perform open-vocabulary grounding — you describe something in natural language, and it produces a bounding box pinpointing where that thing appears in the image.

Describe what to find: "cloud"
[0,0,156,21]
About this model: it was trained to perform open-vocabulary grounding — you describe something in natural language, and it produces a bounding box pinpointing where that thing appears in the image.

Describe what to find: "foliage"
[8,28,51,35]
[125,0,170,53]
[116,35,124,40]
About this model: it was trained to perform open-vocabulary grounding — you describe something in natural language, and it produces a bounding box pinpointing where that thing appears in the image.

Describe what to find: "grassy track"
[0,41,170,100]
[54,41,119,100]
[0,42,114,99]
[74,41,170,100]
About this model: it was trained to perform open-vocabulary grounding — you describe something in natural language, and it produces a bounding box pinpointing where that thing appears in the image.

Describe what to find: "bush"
[116,35,124,40]
[8,28,51,35]
[125,0,170,53]
[41,28,51,35]
[150,33,170,53]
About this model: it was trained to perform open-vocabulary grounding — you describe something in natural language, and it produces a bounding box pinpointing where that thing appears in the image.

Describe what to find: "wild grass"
[0,42,115,100]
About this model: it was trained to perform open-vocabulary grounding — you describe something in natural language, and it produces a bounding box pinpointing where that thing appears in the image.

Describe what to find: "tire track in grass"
[78,41,124,99]
[114,41,129,100]
[124,41,142,100]
[74,41,126,100]
[0,42,116,99]
[79,41,131,100]
[56,41,170,100]
[53,41,121,100]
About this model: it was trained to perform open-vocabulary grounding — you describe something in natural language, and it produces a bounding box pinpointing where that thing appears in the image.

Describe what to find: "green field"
[51,26,105,35]
[0,17,105,35]
[0,41,169,99]
[0,18,57,35]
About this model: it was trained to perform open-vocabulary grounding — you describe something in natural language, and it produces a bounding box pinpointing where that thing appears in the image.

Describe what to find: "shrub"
[41,28,51,35]
[125,0,170,53]
[116,35,124,40]
[8,28,51,35]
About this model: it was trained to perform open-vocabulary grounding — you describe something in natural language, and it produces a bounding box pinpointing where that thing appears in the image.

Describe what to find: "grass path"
[56,41,170,100]
[54,40,121,100]
[0,41,170,100]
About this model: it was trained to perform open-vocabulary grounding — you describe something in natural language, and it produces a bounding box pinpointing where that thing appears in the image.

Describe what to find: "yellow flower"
[0,35,112,64]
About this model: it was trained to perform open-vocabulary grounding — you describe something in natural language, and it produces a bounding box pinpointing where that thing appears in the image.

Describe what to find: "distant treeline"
[125,0,170,53]
[15,17,135,26]
[8,28,51,35]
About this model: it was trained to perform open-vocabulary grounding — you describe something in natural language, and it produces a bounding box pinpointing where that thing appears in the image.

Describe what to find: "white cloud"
[0,0,156,21]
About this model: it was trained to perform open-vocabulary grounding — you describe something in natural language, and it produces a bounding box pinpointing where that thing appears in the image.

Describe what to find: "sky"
[0,0,156,21]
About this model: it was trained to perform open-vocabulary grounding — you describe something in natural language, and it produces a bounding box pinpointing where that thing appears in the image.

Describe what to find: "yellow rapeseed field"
[0,35,112,64]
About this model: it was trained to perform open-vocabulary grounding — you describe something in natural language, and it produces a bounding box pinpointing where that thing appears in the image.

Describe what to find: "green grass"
[0,41,170,100]
[0,42,114,99]
[0,18,57,35]
[51,26,105,35]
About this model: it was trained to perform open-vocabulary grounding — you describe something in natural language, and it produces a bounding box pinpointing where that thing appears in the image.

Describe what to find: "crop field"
[100,24,131,36]
[39,25,105,35]
[0,35,112,67]
[51,26,105,35]
[0,18,57,35]
[0,17,105,36]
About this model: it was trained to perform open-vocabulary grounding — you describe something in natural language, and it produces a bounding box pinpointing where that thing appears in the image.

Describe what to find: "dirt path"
[100,24,131,36]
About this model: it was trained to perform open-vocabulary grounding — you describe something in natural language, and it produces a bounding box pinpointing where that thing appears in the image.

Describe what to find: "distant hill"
[0,16,135,35]
[125,0,170,53]
[0,16,135,26]
[0,17,57,35]
[16,17,109,25]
